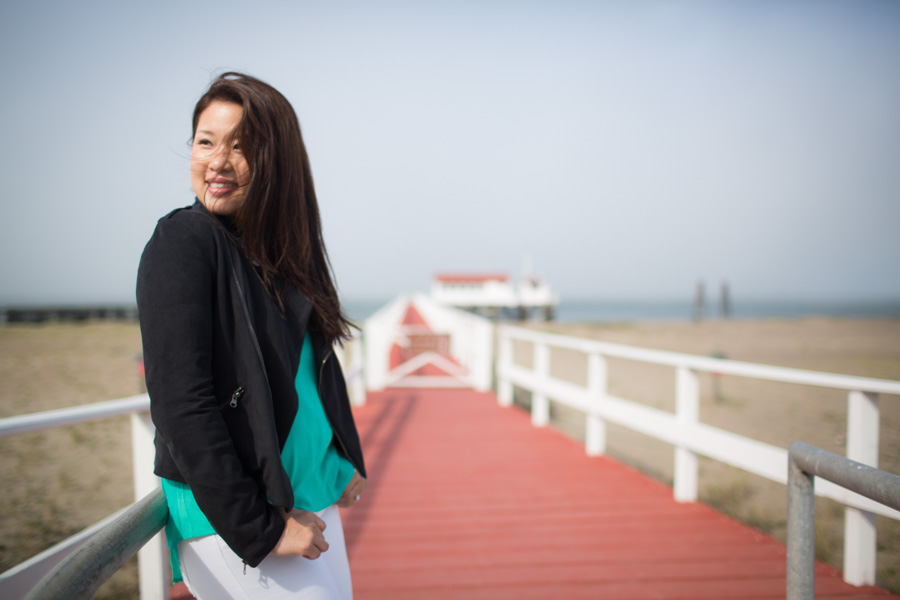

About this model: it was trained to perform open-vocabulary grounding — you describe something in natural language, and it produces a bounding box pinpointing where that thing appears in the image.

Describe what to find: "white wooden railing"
[362,294,494,391]
[0,336,365,599]
[496,324,900,587]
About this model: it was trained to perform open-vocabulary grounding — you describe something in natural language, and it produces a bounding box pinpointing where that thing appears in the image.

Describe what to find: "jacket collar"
[193,198,241,240]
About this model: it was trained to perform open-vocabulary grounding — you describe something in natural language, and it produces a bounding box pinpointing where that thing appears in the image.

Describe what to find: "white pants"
[179,504,353,600]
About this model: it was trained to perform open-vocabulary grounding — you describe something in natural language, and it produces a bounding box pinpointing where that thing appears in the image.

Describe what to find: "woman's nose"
[209,148,233,171]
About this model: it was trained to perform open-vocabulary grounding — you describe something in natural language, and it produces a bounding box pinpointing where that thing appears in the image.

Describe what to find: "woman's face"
[190,101,250,215]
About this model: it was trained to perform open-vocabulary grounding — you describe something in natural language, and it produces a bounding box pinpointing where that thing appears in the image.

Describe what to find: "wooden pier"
[340,388,897,600]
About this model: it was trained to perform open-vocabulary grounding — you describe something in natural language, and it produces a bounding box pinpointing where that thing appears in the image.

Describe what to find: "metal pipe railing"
[23,489,167,600]
[787,442,900,600]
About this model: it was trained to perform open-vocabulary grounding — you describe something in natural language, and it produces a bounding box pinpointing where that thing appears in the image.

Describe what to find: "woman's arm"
[136,211,285,566]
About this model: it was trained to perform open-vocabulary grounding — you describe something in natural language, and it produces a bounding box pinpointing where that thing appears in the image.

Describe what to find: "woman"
[137,72,366,599]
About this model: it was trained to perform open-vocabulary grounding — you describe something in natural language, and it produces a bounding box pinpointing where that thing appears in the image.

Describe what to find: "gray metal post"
[787,455,815,600]
[786,441,900,598]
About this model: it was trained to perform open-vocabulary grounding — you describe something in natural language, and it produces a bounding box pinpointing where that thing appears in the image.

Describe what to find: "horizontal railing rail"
[496,324,900,587]
[500,326,900,394]
[787,442,900,599]
[23,490,167,600]
[0,394,150,438]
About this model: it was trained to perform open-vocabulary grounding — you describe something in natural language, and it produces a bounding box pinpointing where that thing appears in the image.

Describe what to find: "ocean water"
[556,298,900,323]
[342,299,394,324]
[343,297,900,324]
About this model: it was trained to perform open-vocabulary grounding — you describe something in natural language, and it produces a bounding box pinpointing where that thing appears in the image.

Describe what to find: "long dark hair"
[192,72,351,343]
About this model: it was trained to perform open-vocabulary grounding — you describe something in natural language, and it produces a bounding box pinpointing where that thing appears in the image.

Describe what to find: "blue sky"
[1,0,898,304]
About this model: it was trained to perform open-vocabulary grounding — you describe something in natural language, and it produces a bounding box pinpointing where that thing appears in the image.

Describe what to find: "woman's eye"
[195,138,213,147]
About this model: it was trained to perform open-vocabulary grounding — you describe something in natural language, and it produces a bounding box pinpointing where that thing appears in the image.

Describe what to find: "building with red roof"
[430,272,558,320]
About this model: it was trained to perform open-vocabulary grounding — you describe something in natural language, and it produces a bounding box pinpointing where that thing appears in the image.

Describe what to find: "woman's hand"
[271,509,329,559]
[336,471,367,508]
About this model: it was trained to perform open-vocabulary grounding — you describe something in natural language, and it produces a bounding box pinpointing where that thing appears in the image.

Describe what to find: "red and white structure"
[363,294,493,391]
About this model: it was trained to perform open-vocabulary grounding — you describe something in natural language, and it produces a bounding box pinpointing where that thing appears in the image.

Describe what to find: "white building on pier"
[430,272,559,320]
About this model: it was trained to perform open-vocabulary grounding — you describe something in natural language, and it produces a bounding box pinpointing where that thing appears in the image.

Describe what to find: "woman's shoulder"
[140,201,226,267]
[156,201,216,231]
[148,202,227,247]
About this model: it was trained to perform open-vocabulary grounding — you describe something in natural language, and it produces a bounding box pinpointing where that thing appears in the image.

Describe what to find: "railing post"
[532,342,550,427]
[844,390,879,585]
[787,451,816,600]
[473,318,495,392]
[130,412,169,600]
[585,352,607,456]
[674,366,699,502]
[350,335,366,407]
[497,333,513,407]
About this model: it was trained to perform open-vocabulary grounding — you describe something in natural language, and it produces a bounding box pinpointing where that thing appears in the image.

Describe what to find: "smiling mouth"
[208,181,237,190]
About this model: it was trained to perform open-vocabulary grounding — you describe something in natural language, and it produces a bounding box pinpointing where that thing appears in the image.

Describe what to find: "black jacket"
[136,201,365,567]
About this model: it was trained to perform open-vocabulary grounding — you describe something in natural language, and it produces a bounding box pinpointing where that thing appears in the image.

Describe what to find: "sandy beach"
[1,317,898,596]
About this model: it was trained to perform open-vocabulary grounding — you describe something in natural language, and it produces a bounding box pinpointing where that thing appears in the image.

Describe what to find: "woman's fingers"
[272,509,329,558]
[309,511,327,532]
[337,472,368,507]
[302,512,330,559]
[303,529,330,559]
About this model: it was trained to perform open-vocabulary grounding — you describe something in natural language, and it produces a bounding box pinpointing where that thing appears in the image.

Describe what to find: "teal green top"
[161,334,355,583]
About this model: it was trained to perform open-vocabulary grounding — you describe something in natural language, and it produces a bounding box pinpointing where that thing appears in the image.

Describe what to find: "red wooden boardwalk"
[341,388,897,600]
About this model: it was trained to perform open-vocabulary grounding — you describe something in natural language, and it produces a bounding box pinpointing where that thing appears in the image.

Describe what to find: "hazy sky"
[1,0,898,304]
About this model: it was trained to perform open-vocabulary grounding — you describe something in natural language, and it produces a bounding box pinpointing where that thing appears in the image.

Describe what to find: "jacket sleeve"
[136,212,285,566]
